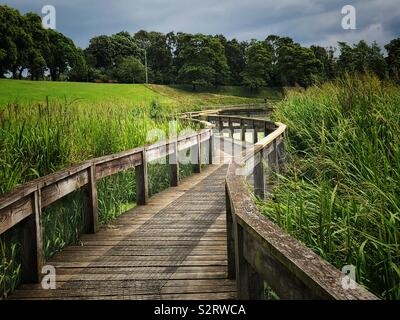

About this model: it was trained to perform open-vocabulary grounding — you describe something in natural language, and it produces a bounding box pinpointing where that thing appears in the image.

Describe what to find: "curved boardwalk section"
[10,164,235,300]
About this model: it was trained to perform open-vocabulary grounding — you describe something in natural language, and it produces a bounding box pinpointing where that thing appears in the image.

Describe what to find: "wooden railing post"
[253,128,258,144]
[136,149,149,205]
[234,222,264,300]
[192,134,201,173]
[225,184,236,279]
[208,133,213,165]
[21,189,43,283]
[240,119,246,142]
[84,165,99,234]
[254,151,265,199]
[170,141,179,187]
[268,140,279,175]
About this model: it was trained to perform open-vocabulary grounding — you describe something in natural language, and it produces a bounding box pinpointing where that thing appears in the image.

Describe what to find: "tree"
[46,30,79,81]
[241,40,272,91]
[175,33,229,89]
[223,38,247,85]
[114,56,145,83]
[277,44,322,87]
[0,5,31,78]
[310,45,337,80]
[68,48,88,82]
[24,12,49,80]
[385,38,400,83]
[264,35,294,86]
[337,41,387,78]
[85,35,114,69]
[134,30,173,84]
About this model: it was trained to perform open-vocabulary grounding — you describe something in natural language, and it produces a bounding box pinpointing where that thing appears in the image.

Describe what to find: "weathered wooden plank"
[20,190,43,284]
[95,152,141,179]
[0,195,32,235]
[84,165,99,234]
[41,169,88,208]
[135,150,148,205]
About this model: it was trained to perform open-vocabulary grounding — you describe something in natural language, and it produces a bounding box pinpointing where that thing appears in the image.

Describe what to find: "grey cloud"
[2,0,399,49]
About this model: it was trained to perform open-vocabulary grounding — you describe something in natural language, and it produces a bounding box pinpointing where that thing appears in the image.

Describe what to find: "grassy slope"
[0,79,276,109]
[147,84,282,109]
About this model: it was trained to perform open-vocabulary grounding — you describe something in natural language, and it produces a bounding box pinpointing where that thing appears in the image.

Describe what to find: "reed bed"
[259,74,400,299]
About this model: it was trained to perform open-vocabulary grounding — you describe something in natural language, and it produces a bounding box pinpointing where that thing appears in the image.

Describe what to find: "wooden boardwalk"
[10,163,236,300]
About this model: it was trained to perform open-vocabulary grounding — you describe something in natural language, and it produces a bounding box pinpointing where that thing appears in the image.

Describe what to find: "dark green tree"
[385,38,400,83]
[310,45,337,80]
[134,30,173,84]
[175,33,229,90]
[113,56,145,83]
[337,41,387,78]
[241,40,272,91]
[46,30,79,81]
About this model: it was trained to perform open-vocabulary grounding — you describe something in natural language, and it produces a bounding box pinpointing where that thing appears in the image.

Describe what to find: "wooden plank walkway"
[10,163,236,300]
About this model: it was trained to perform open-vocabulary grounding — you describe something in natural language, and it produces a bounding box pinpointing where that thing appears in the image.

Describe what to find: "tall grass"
[0,97,199,299]
[259,74,400,299]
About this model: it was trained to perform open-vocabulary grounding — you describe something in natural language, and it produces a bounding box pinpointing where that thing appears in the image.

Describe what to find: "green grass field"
[0,79,275,109]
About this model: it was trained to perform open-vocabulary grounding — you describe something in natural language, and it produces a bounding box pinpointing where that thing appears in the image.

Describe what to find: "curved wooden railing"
[191,109,378,300]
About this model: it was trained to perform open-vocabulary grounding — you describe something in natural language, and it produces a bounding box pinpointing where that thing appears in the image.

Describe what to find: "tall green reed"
[259,74,400,299]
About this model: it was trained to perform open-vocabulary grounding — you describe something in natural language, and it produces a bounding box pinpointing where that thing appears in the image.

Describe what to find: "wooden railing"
[194,110,378,300]
[0,125,213,284]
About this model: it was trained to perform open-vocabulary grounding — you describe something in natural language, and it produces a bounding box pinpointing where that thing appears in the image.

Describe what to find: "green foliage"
[259,75,400,299]
[337,41,387,79]
[175,33,230,89]
[114,56,145,83]
[385,38,400,83]
[241,41,272,91]
[0,236,20,299]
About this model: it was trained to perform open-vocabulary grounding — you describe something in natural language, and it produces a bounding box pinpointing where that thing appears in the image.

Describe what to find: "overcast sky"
[3,0,399,49]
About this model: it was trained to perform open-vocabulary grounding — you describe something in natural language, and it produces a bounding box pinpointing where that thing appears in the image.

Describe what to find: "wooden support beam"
[136,149,149,205]
[253,128,258,144]
[240,119,246,142]
[225,184,236,279]
[234,223,264,299]
[84,165,99,234]
[254,151,265,199]
[208,134,213,165]
[21,189,43,284]
[192,135,201,174]
[169,141,179,187]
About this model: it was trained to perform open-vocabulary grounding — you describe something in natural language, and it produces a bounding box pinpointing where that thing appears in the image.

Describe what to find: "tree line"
[1,5,399,89]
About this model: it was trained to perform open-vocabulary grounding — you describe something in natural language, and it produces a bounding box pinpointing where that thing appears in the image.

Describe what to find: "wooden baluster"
[208,132,213,165]
[84,165,99,234]
[170,141,179,187]
[254,150,265,199]
[225,184,236,279]
[21,189,43,283]
[136,149,149,205]
[193,134,201,173]
[240,119,246,142]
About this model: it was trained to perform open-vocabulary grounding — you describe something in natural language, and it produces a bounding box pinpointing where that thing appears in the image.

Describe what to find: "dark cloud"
[3,0,399,48]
